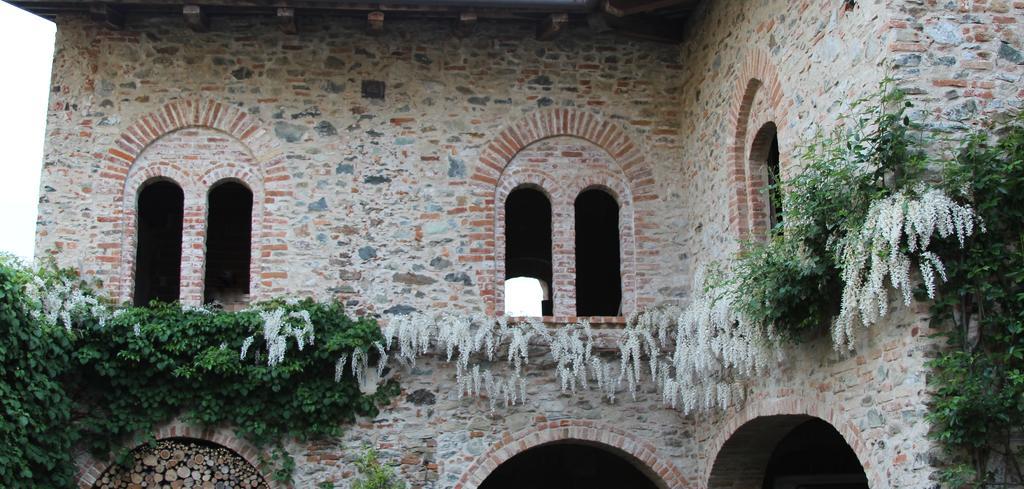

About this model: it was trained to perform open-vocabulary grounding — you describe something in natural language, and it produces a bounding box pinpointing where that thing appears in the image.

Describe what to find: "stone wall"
[36,14,686,317]
[33,0,1023,488]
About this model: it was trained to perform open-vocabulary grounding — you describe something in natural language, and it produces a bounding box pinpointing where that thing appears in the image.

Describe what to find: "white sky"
[0,1,55,261]
[505,277,544,317]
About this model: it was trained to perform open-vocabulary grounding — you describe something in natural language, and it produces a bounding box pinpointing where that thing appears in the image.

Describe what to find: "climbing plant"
[925,118,1024,487]
[0,256,398,488]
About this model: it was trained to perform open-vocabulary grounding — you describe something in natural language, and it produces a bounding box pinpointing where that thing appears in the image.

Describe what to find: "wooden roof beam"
[367,10,384,34]
[89,3,123,29]
[183,4,208,31]
[536,12,568,40]
[277,7,296,34]
[603,0,694,17]
[453,12,477,38]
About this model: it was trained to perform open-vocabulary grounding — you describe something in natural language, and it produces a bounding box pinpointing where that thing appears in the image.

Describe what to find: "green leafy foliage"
[723,87,926,337]
[0,256,398,488]
[0,257,76,488]
[352,446,407,489]
[926,115,1024,487]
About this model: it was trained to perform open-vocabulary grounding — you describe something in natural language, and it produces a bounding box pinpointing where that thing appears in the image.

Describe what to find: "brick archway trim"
[73,420,281,489]
[470,108,655,201]
[702,393,878,489]
[454,419,690,489]
[104,97,281,175]
[727,49,789,240]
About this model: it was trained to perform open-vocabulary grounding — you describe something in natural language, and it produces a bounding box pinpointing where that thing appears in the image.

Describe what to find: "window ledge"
[503,315,628,327]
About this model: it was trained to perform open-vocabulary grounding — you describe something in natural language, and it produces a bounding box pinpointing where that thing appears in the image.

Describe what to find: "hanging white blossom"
[240,307,319,367]
[377,282,776,415]
[833,186,978,350]
[23,273,111,331]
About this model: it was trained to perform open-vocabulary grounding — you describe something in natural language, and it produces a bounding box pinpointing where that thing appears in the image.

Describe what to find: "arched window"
[765,132,782,230]
[575,188,621,317]
[133,180,184,306]
[204,181,253,308]
[752,122,783,233]
[505,187,553,317]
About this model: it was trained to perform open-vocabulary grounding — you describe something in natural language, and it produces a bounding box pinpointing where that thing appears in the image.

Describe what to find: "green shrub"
[0,256,398,487]
[0,257,75,488]
[926,115,1024,487]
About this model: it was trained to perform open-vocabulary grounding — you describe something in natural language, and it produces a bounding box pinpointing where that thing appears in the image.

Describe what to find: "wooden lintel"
[537,12,568,41]
[89,3,123,29]
[453,12,476,38]
[603,0,694,17]
[367,11,384,34]
[277,7,296,34]
[602,14,682,43]
[587,12,611,32]
[183,4,208,32]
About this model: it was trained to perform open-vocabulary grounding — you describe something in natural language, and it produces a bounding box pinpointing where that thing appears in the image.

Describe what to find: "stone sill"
[503,316,628,327]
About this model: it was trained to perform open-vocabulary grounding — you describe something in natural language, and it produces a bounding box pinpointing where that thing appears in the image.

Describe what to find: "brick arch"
[469,108,654,317]
[727,50,791,240]
[104,97,280,174]
[454,420,689,489]
[102,103,288,305]
[702,394,878,489]
[471,108,652,200]
[73,420,283,489]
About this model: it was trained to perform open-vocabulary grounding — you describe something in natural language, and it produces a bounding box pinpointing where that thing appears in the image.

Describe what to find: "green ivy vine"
[0,259,398,488]
[926,118,1024,487]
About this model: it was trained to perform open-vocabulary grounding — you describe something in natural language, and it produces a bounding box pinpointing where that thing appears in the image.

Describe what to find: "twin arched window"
[504,186,622,318]
[133,180,253,307]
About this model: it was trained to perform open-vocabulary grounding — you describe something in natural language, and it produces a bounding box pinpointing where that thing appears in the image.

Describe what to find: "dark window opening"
[480,443,658,489]
[575,189,621,317]
[762,419,868,489]
[505,187,553,316]
[133,180,184,306]
[766,133,783,230]
[204,182,253,308]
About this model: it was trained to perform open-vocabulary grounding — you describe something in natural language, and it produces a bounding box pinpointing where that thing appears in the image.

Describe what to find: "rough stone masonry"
[18,0,1024,487]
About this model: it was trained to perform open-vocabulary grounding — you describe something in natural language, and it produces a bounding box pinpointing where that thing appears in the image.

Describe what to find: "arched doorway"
[708,415,868,489]
[480,442,659,489]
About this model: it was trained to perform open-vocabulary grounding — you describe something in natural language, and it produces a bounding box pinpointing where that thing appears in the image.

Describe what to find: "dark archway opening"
[766,133,783,230]
[204,181,253,308]
[505,187,553,316]
[574,188,621,316]
[762,418,868,489]
[133,180,184,306]
[479,443,659,489]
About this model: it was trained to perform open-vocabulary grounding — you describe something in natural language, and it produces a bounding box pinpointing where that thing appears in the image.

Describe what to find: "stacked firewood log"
[93,439,269,489]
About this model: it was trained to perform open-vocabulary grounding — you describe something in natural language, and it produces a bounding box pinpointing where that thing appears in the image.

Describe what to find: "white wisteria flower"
[833,185,978,350]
